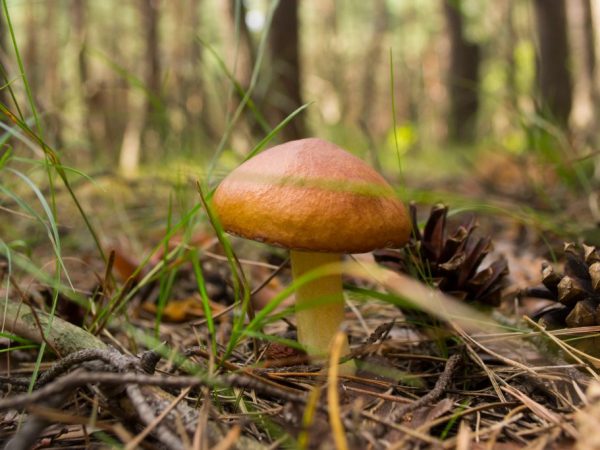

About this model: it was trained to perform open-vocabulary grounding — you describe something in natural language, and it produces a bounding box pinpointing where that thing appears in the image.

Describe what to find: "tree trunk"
[580,0,597,87]
[504,0,518,112]
[219,0,255,90]
[443,0,481,143]
[140,0,162,117]
[267,0,306,141]
[533,0,573,128]
[359,0,389,133]
[567,0,597,132]
[169,0,206,145]
[43,0,63,147]
[24,2,40,96]
[119,0,162,175]
[71,0,94,154]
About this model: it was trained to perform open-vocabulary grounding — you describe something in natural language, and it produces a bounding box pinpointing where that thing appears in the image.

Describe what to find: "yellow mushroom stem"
[290,250,351,363]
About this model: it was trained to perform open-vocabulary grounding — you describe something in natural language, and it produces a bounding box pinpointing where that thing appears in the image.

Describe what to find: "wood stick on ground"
[0,298,266,449]
[388,352,463,422]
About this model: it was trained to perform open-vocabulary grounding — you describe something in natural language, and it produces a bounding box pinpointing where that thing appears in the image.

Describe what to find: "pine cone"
[374,203,509,306]
[525,243,600,328]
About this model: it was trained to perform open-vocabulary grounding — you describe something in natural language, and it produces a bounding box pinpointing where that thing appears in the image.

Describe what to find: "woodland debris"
[525,243,600,328]
[374,203,509,306]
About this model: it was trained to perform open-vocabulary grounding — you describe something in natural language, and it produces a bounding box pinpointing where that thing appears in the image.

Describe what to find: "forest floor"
[1,151,599,449]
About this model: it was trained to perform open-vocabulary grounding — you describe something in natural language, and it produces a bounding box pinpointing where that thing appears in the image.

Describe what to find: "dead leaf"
[142,296,224,322]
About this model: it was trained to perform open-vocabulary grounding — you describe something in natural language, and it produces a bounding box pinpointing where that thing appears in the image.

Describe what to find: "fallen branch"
[389,352,462,422]
[1,298,107,354]
[0,298,267,449]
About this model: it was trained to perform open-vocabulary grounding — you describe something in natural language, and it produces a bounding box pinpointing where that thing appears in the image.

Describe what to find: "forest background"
[2,0,597,191]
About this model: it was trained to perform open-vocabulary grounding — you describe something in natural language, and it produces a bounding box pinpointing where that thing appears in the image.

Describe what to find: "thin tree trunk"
[183,0,203,119]
[170,0,201,129]
[182,0,208,142]
[71,0,95,155]
[359,0,388,132]
[581,0,597,87]
[219,0,255,91]
[317,0,346,124]
[567,0,597,132]
[216,0,265,142]
[43,0,63,147]
[24,2,39,96]
[141,0,161,120]
[119,0,162,175]
[118,102,145,178]
[267,0,306,141]
[443,0,481,143]
[533,0,572,128]
[72,0,88,84]
[504,0,518,112]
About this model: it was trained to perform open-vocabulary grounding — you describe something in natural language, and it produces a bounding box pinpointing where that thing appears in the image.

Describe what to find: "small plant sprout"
[213,138,410,369]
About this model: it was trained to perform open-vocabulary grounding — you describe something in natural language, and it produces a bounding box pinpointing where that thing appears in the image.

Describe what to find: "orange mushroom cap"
[213,138,410,253]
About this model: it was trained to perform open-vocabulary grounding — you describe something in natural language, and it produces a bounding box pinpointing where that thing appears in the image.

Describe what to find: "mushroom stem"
[290,250,350,361]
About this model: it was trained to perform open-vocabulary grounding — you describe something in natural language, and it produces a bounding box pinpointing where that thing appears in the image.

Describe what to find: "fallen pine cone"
[374,203,509,307]
[524,242,600,328]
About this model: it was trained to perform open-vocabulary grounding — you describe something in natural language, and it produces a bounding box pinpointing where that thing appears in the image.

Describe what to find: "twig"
[0,299,265,449]
[0,370,310,412]
[388,353,462,422]
[250,257,289,297]
[360,410,442,446]
[126,383,185,450]
[523,316,598,383]
[0,375,31,390]
[4,392,68,450]
[125,388,190,450]
[35,348,124,387]
[182,346,304,395]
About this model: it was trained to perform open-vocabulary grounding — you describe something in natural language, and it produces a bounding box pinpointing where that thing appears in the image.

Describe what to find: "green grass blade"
[191,249,218,357]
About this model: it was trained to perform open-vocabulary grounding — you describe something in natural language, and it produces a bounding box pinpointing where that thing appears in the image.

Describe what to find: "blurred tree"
[317,0,345,124]
[443,0,481,143]
[567,0,597,133]
[71,0,95,154]
[533,0,572,128]
[72,0,126,164]
[219,0,255,92]
[579,0,596,101]
[141,0,162,117]
[43,0,63,147]
[71,0,88,86]
[218,0,270,142]
[120,0,163,176]
[24,2,40,97]
[169,0,206,144]
[266,0,306,141]
[359,0,388,134]
[504,1,518,112]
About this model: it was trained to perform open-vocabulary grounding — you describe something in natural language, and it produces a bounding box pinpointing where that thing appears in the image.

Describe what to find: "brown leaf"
[110,247,142,281]
[142,296,224,322]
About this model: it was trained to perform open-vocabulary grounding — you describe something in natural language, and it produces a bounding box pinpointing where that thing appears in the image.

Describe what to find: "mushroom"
[212,138,410,364]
